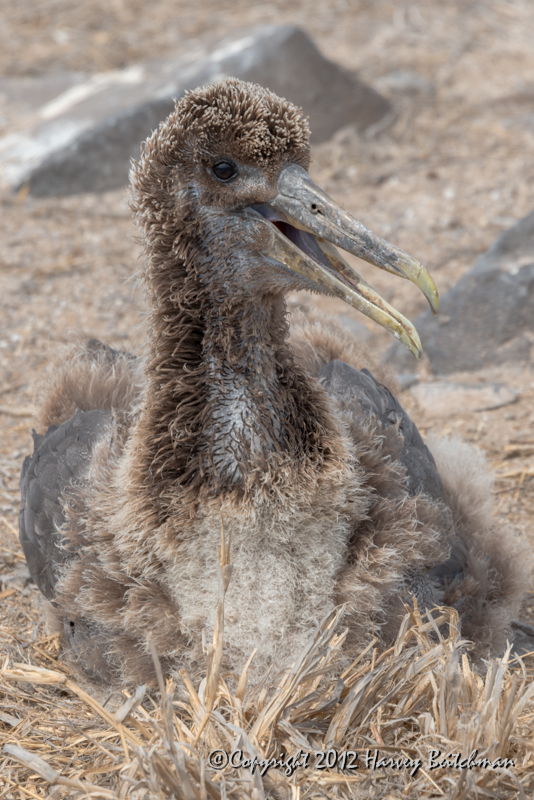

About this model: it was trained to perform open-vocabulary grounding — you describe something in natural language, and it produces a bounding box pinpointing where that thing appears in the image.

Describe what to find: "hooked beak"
[248,163,438,359]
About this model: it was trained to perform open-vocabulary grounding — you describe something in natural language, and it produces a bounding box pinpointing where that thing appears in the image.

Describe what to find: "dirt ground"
[1,0,534,791]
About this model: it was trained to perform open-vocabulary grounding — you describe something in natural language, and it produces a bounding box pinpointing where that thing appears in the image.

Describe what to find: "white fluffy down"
[426,434,494,531]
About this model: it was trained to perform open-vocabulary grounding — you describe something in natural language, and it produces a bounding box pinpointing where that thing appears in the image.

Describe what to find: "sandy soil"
[1,0,534,665]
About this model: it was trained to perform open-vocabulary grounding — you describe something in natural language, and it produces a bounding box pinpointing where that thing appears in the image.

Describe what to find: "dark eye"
[212,161,238,182]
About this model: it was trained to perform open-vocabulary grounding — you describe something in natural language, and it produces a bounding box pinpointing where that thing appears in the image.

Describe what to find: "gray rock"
[0,25,390,197]
[411,381,517,418]
[0,72,87,118]
[387,208,534,373]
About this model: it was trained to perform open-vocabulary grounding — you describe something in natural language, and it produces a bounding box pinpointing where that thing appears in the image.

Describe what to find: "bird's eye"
[212,161,238,182]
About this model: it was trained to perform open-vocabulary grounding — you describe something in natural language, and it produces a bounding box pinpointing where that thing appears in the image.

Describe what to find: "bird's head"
[131,78,438,358]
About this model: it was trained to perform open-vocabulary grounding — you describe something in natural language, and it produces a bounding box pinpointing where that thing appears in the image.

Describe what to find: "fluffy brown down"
[30,79,530,687]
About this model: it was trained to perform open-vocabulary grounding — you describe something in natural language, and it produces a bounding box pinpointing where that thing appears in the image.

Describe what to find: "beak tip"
[407,339,423,360]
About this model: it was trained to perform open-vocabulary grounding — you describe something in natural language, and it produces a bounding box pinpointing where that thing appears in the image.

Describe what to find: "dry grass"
[2,536,534,799]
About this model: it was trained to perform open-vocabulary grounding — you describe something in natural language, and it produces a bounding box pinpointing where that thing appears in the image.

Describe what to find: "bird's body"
[19,79,531,686]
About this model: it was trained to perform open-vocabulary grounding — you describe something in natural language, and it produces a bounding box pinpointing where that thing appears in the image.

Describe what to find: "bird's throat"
[201,296,309,482]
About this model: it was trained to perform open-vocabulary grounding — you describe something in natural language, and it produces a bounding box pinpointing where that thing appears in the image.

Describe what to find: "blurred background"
[1,1,534,581]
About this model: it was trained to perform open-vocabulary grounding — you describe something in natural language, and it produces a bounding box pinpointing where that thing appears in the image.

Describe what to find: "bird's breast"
[165,462,368,675]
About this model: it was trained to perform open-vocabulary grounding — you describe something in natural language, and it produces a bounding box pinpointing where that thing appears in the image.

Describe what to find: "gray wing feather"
[19,409,110,600]
[319,360,475,607]
[319,359,445,502]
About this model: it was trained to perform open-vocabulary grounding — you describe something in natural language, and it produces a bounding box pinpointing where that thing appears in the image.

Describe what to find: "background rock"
[388,207,534,373]
[0,25,390,197]
[0,72,88,125]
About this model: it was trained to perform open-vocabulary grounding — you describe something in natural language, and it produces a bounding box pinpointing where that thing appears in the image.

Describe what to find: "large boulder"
[0,25,390,197]
[388,208,534,373]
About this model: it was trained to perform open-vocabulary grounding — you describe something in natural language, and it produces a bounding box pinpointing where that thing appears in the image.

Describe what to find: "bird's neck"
[128,245,339,518]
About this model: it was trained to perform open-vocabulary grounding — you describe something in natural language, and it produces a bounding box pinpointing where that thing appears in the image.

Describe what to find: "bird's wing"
[318,359,446,502]
[19,408,111,601]
[319,360,502,615]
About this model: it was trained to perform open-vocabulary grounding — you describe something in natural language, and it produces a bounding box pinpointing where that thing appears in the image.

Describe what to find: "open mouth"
[271,219,341,279]
[246,172,439,360]
[253,206,350,288]
[274,222,332,268]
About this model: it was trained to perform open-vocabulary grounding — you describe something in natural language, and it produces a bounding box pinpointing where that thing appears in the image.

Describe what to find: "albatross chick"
[19,79,531,685]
